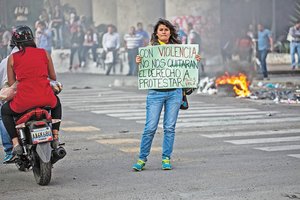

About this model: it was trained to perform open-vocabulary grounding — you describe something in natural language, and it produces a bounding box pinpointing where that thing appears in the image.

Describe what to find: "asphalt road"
[0,73,300,200]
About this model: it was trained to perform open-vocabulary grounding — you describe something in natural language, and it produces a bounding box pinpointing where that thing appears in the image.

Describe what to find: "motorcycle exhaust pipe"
[51,147,66,164]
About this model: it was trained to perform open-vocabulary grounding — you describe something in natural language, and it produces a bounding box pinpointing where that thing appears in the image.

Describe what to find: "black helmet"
[11,25,34,45]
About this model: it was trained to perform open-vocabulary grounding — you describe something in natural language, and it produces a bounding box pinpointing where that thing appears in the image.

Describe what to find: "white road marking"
[225,136,300,145]
[201,128,300,138]
[62,126,100,132]
[254,145,300,152]
[288,154,300,159]
[90,106,242,114]
[96,138,140,145]
[120,111,279,120]
[105,108,258,117]
[175,117,300,128]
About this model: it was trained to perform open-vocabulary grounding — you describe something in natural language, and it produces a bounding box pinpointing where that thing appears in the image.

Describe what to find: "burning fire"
[215,72,251,97]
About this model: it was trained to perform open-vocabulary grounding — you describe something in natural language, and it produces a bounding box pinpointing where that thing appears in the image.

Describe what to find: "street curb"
[268,70,300,75]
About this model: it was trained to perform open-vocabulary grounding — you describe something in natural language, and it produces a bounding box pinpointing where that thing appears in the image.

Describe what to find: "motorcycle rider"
[1,25,62,161]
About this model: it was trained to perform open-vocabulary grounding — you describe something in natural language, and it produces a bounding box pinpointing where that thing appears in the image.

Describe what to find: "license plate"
[31,127,53,144]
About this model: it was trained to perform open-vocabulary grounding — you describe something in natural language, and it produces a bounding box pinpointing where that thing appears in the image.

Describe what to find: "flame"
[215,72,251,97]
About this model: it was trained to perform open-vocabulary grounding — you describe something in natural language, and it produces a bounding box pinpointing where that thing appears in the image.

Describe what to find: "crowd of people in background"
[0,2,205,76]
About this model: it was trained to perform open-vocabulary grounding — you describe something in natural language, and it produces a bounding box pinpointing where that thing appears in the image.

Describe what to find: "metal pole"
[272,0,276,40]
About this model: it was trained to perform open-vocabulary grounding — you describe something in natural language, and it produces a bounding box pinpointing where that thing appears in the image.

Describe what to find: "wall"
[115,0,165,37]
[92,0,117,26]
[165,0,222,64]
[267,53,291,65]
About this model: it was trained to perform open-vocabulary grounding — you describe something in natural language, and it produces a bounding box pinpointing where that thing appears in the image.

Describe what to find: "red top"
[10,47,57,113]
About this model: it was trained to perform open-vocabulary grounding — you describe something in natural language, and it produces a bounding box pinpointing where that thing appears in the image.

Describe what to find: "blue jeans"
[290,42,300,68]
[54,26,63,49]
[0,106,13,154]
[258,49,269,78]
[139,89,182,161]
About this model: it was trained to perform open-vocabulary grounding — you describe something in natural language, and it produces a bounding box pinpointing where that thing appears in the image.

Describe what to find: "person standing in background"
[247,24,255,41]
[102,24,120,75]
[35,21,52,55]
[288,21,300,70]
[124,26,143,76]
[81,28,98,67]
[235,29,253,63]
[69,13,80,35]
[146,24,154,42]
[187,23,204,74]
[69,25,84,70]
[2,26,12,56]
[0,26,11,59]
[174,23,187,44]
[257,23,273,80]
[136,22,149,47]
[51,5,64,49]
[91,28,100,67]
[78,15,89,33]
[35,9,50,29]
[187,23,201,52]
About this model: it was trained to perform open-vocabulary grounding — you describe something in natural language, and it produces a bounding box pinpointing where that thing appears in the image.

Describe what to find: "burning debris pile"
[215,72,250,97]
[197,73,300,104]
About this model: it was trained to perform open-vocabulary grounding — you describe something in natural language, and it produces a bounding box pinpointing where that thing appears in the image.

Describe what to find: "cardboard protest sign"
[138,44,199,89]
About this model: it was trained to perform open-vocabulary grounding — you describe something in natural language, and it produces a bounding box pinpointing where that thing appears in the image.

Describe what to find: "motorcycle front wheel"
[32,151,52,186]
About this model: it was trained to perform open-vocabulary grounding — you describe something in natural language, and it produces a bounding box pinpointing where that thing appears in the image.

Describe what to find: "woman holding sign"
[132,18,201,171]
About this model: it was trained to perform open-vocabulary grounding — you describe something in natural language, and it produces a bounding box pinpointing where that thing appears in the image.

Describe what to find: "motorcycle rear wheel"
[32,152,52,186]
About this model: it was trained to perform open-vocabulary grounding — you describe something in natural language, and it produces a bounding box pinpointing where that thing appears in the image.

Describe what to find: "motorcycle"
[13,107,66,185]
[13,81,66,185]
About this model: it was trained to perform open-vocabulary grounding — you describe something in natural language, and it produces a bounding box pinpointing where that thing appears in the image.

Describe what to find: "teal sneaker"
[3,153,15,164]
[132,159,146,171]
[162,157,172,170]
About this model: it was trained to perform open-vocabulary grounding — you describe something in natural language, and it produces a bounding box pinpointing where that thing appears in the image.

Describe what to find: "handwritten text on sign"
[138,44,199,89]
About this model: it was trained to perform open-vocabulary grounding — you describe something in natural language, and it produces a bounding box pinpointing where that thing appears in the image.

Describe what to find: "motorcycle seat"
[15,107,52,125]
